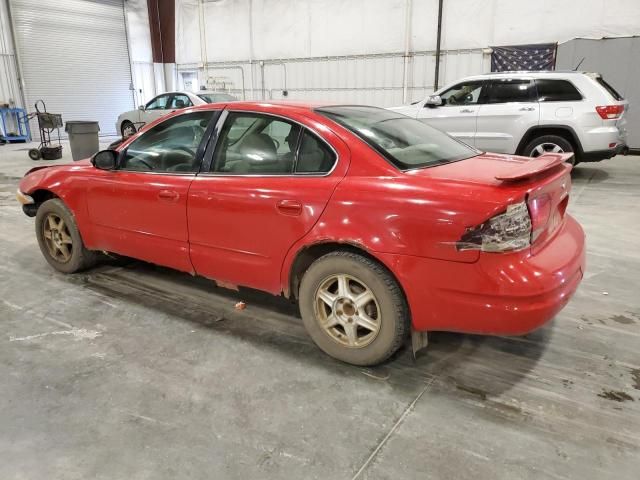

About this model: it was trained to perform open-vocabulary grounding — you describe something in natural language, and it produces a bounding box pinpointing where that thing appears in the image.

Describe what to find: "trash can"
[65,121,100,161]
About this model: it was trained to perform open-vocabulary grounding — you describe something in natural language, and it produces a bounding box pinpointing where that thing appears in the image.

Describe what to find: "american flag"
[491,43,557,72]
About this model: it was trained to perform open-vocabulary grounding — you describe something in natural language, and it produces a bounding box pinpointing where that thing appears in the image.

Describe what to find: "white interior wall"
[3,0,640,123]
[125,0,156,106]
[175,0,640,106]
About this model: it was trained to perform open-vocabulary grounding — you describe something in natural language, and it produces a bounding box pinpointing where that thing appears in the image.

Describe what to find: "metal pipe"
[175,47,485,70]
[203,65,246,100]
[198,0,209,87]
[248,0,255,99]
[402,0,412,104]
[269,86,431,93]
[5,0,28,109]
[433,0,444,91]
[0,11,15,104]
[263,61,287,96]
[260,61,265,99]
[121,0,138,108]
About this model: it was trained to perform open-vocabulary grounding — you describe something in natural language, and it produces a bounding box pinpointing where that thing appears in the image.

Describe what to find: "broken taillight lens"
[457,201,532,253]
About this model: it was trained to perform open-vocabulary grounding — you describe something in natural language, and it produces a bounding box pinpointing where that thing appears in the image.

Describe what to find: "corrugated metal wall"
[557,37,640,149]
[176,48,490,107]
[10,0,135,138]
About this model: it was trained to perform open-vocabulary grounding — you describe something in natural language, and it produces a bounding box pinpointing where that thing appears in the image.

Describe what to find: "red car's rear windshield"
[317,105,478,170]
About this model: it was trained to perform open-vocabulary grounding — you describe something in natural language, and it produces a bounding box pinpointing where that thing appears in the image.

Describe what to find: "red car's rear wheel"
[299,251,410,366]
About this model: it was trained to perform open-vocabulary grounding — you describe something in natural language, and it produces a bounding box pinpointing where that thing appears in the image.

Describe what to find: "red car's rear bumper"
[378,215,585,335]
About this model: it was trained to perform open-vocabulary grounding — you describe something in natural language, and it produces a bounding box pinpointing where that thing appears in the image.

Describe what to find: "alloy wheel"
[531,143,564,157]
[42,213,73,263]
[122,124,135,138]
[314,273,381,348]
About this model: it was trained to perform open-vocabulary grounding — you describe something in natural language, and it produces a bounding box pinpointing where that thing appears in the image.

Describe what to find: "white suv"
[390,71,629,164]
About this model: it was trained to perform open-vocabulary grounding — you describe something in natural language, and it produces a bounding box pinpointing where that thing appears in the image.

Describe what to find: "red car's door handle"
[276,199,302,216]
[158,190,180,202]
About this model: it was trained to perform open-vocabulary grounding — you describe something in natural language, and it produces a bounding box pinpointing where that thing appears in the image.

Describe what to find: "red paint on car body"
[19,101,585,336]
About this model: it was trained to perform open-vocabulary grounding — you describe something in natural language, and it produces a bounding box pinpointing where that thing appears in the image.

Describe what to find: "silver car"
[116,91,237,138]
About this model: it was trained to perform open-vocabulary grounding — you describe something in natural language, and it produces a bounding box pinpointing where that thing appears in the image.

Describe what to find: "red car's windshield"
[317,105,478,170]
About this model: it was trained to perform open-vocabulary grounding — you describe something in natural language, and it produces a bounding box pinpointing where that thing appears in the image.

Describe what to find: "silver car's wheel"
[315,273,381,348]
[121,121,136,138]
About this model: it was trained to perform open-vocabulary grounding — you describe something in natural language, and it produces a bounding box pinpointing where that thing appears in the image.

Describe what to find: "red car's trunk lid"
[407,152,573,252]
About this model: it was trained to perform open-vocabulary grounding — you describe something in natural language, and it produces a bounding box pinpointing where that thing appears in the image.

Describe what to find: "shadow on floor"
[43,253,552,402]
[572,165,610,184]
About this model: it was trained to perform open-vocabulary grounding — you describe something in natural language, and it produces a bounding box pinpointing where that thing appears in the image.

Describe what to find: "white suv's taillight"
[595,105,624,120]
[456,201,532,253]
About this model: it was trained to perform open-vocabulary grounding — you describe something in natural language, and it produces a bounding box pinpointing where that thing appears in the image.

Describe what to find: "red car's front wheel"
[299,251,410,366]
[35,199,98,274]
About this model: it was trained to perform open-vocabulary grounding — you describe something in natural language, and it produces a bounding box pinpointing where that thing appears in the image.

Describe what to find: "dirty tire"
[522,135,575,165]
[121,120,136,138]
[35,199,99,274]
[299,251,409,366]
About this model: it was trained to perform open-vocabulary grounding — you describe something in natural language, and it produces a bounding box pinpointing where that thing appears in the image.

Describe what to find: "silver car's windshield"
[197,93,237,103]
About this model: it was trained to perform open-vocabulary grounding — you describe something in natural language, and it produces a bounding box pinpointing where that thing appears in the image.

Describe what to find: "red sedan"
[17,102,585,366]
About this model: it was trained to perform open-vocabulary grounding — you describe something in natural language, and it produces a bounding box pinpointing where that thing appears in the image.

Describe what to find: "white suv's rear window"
[535,79,582,102]
[595,77,624,101]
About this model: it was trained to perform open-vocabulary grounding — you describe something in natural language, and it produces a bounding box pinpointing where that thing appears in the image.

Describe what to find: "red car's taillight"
[457,201,531,252]
[595,105,624,120]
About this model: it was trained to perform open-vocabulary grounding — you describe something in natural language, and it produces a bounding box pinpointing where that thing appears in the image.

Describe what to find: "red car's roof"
[191,100,338,113]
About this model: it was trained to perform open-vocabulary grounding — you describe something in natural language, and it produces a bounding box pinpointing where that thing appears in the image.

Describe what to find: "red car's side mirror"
[91,150,118,170]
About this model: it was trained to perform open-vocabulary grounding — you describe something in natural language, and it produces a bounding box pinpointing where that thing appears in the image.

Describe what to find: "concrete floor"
[1,140,639,479]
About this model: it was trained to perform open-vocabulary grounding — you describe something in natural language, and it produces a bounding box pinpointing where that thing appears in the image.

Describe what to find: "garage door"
[11,0,134,138]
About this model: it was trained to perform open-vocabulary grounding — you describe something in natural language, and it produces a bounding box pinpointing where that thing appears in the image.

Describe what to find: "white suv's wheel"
[522,135,575,165]
[299,251,410,366]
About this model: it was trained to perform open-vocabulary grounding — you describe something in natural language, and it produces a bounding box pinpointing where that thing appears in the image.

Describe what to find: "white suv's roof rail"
[479,70,598,76]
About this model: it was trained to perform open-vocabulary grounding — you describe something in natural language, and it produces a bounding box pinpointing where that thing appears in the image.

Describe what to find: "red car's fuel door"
[187,110,349,294]
[86,110,220,272]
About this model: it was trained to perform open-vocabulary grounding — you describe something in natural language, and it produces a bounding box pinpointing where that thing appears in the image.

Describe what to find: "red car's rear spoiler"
[495,153,573,182]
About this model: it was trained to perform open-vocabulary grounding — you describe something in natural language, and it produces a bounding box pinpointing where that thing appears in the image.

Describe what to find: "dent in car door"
[187,112,350,294]
[475,79,539,153]
[417,80,486,147]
